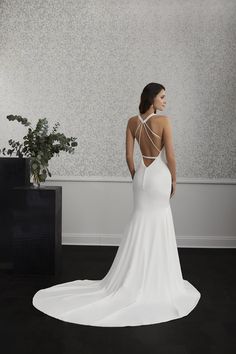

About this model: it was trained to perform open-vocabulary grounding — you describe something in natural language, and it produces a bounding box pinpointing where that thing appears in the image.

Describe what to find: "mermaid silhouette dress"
[32,112,201,327]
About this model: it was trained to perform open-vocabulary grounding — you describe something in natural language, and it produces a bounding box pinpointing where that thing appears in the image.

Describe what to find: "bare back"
[130,113,165,167]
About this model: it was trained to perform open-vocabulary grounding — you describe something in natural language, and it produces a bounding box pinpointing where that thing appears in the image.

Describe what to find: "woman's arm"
[125,119,135,179]
[163,117,176,184]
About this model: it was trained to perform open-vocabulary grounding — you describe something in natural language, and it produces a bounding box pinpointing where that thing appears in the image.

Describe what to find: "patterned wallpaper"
[0,0,235,178]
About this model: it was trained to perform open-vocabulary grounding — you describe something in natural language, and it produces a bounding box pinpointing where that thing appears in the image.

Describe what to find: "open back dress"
[32,112,201,327]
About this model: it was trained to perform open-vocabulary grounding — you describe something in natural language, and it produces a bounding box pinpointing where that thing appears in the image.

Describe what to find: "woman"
[32,83,201,327]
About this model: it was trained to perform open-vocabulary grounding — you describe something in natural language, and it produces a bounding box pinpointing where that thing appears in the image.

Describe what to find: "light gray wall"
[44,179,236,248]
[1,0,236,179]
[1,1,235,247]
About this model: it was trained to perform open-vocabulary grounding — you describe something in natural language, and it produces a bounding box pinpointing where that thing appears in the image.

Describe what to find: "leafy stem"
[0,115,78,186]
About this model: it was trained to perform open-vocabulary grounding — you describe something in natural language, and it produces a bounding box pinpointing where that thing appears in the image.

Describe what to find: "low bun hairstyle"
[139,82,165,114]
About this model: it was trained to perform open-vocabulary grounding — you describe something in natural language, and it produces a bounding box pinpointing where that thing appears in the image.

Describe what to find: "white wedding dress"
[32,112,201,327]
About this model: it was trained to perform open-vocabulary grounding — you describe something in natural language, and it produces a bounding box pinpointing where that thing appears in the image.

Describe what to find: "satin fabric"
[32,147,201,327]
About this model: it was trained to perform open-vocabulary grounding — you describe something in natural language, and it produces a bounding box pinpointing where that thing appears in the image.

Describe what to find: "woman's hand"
[170,181,176,198]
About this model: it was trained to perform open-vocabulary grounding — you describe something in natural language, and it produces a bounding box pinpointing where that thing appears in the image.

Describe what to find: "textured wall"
[0,0,235,178]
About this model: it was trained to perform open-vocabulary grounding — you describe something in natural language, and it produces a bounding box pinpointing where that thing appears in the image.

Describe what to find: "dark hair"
[139,82,165,114]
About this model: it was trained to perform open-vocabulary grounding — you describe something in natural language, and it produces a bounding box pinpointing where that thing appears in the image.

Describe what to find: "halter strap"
[138,112,156,123]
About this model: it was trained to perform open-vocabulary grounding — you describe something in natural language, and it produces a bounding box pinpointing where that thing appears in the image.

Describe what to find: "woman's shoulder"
[127,114,167,136]
[128,114,167,123]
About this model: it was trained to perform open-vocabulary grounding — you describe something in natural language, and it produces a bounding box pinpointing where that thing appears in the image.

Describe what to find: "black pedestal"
[10,186,62,275]
[0,157,30,269]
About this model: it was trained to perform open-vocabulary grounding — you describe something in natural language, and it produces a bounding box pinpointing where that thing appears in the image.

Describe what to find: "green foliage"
[0,115,78,186]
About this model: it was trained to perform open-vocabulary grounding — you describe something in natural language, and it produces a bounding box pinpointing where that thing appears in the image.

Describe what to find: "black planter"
[0,157,30,269]
[10,186,62,275]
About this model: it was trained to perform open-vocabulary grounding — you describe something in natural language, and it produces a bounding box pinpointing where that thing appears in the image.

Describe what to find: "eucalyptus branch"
[0,115,78,186]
